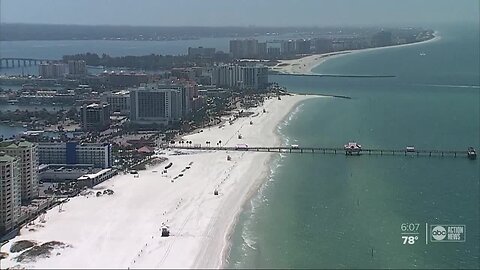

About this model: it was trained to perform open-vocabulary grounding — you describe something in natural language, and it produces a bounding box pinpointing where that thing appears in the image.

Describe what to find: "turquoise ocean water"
[228,23,479,269]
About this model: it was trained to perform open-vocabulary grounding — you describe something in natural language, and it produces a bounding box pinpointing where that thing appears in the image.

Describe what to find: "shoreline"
[271,33,441,75]
[218,94,314,268]
[218,150,275,268]
[0,94,320,269]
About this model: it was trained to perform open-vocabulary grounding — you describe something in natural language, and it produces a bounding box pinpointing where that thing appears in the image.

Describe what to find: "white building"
[0,153,21,234]
[106,90,131,115]
[0,140,39,203]
[212,64,268,90]
[38,142,112,169]
[68,60,87,75]
[38,62,67,79]
[130,83,191,125]
[77,168,118,187]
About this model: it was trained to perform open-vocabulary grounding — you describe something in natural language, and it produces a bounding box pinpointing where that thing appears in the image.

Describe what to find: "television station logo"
[430,224,466,243]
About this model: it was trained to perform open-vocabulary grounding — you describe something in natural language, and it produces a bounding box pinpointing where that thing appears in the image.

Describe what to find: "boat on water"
[344,142,362,155]
[467,147,476,160]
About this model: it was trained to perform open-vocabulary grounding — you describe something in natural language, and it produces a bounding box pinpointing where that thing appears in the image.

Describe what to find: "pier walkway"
[161,145,477,159]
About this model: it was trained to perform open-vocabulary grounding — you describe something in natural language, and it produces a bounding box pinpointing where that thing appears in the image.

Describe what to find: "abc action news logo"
[430,225,466,242]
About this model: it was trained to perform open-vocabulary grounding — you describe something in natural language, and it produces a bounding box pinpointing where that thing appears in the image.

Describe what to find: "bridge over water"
[0,58,56,69]
[162,145,477,159]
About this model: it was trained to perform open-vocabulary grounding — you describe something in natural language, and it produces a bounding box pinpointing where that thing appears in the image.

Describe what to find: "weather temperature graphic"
[401,223,420,245]
[400,223,467,245]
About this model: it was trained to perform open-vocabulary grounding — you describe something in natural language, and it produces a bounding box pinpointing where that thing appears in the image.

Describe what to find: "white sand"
[1,94,319,269]
[271,34,442,75]
[271,51,351,75]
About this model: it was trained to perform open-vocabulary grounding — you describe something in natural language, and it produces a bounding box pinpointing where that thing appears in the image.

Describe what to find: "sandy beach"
[271,34,442,75]
[0,94,319,269]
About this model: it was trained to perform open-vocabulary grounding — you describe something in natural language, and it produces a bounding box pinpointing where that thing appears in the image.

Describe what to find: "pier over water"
[162,145,477,160]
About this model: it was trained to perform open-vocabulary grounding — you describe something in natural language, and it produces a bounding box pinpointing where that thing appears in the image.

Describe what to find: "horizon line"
[0,22,448,29]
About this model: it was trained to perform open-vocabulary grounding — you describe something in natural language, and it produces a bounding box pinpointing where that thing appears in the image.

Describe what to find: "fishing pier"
[162,144,477,159]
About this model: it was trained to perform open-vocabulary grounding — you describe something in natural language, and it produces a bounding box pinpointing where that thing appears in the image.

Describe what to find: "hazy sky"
[1,0,478,27]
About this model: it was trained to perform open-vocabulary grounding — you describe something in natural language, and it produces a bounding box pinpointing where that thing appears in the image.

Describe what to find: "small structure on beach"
[161,226,170,237]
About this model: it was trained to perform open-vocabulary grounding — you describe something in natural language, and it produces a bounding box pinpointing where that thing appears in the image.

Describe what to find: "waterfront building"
[0,140,39,203]
[212,64,268,91]
[229,40,244,58]
[281,40,296,55]
[38,142,112,169]
[154,83,193,119]
[76,168,117,187]
[38,62,67,79]
[213,65,243,89]
[80,103,111,131]
[332,40,346,51]
[371,30,393,47]
[313,38,334,53]
[230,39,261,58]
[295,39,311,54]
[68,60,87,75]
[257,42,267,58]
[106,90,131,115]
[267,47,281,58]
[39,164,117,188]
[130,84,186,125]
[0,152,21,234]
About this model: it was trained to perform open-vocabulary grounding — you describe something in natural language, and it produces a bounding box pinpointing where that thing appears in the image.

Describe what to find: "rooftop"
[77,168,113,180]
[0,152,16,163]
[0,140,35,149]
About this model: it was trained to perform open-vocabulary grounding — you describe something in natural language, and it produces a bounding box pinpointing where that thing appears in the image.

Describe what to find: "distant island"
[56,27,434,72]
[0,23,432,42]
